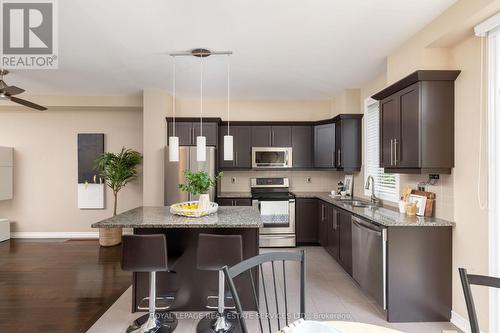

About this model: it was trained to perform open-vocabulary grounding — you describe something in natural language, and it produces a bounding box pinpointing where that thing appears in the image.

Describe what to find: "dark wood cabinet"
[251,126,292,147]
[218,126,252,169]
[335,115,363,172]
[291,126,313,168]
[217,197,252,206]
[318,201,328,247]
[373,70,460,174]
[296,198,318,244]
[314,123,335,168]
[338,210,353,276]
[168,121,217,146]
[326,205,339,260]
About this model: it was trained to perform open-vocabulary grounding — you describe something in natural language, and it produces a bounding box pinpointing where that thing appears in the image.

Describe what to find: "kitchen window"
[364,98,400,202]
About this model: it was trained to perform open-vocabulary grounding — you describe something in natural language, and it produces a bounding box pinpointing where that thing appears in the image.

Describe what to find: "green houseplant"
[178,170,222,210]
[94,147,143,246]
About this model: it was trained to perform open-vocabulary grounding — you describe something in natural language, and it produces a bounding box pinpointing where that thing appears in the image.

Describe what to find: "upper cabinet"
[292,125,313,168]
[335,115,363,172]
[218,125,252,169]
[314,115,363,171]
[251,126,291,147]
[372,70,460,174]
[167,119,218,146]
[314,123,335,168]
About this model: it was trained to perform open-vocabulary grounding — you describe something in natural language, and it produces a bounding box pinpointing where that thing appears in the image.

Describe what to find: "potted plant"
[94,147,143,246]
[178,170,222,210]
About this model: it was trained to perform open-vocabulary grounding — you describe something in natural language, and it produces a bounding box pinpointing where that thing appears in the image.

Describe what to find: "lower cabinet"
[317,200,352,276]
[318,201,328,247]
[338,209,353,276]
[296,198,318,244]
[217,198,252,206]
[326,205,339,260]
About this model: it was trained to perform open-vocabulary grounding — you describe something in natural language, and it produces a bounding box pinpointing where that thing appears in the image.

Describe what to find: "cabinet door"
[314,123,335,168]
[337,118,362,171]
[296,198,318,243]
[234,198,252,206]
[193,122,218,146]
[380,96,399,168]
[168,122,193,145]
[292,126,313,168]
[218,127,235,169]
[318,201,328,247]
[397,83,420,168]
[327,205,339,260]
[271,126,292,147]
[217,198,235,206]
[338,211,353,276]
[235,126,252,168]
[251,126,272,147]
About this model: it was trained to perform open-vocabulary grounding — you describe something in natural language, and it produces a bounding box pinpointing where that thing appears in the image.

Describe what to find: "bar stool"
[196,233,243,333]
[122,234,180,333]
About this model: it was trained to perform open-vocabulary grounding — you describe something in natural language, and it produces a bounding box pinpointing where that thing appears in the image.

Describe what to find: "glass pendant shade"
[224,135,234,161]
[168,136,179,162]
[196,136,206,161]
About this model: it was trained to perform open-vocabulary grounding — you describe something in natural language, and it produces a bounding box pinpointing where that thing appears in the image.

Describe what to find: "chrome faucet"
[365,175,380,205]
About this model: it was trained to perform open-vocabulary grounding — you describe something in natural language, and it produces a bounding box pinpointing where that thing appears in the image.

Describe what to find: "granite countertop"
[292,192,455,227]
[217,192,252,198]
[91,206,262,229]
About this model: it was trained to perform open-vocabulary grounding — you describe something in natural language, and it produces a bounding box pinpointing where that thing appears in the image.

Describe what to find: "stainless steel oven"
[251,177,296,247]
[252,147,292,169]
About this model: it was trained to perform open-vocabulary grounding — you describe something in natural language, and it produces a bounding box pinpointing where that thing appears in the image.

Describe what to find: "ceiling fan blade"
[2,86,25,96]
[10,96,47,111]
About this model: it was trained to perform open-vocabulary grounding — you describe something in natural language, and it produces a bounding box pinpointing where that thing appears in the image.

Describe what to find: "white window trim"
[486,25,500,333]
[363,97,400,203]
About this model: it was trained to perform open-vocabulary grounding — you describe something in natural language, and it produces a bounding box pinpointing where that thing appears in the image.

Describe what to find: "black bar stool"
[196,233,243,333]
[122,234,180,333]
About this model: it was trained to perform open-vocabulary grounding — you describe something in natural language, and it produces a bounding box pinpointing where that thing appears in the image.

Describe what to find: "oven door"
[253,198,295,234]
[252,147,292,168]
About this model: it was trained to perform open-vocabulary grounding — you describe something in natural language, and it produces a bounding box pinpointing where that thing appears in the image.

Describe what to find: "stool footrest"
[206,295,236,310]
[137,296,175,311]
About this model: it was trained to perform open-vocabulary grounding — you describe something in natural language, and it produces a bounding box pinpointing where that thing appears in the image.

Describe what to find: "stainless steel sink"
[349,200,370,208]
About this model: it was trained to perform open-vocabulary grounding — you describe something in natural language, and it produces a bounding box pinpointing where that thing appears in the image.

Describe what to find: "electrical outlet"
[429,174,440,180]
[306,177,312,183]
[231,177,236,184]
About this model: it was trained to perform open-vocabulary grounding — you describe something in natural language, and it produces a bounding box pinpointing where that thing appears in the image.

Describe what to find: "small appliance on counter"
[251,177,296,247]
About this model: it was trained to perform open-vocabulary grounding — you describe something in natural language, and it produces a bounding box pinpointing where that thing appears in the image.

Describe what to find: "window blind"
[364,101,400,202]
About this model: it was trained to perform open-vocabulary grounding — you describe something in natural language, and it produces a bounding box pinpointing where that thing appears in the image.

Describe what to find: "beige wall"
[0,106,143,233]
[176,98,332,121]
[143,89,172,206]
[353,0,500,329]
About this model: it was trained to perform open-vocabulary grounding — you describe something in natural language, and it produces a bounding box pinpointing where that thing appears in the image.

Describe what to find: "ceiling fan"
[0,69,47,111]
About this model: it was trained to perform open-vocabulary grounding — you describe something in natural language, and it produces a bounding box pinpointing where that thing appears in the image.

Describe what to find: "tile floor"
[87,246,461,333]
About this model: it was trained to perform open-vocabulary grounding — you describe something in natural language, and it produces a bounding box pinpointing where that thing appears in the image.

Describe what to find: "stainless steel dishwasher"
[352,216,387,310]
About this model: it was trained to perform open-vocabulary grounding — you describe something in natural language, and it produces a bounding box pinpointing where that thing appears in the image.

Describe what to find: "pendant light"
[224,54,233,161]
[168,57,179,162]
[196,55,206,162]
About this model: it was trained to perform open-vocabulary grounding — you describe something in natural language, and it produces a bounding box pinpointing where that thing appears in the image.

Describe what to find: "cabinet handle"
[321,205,325,221]
[272,130,274,146]
[235,152,238,167]
[191,127,195,144]
[390,139,394,166]
[337,149,341,166]
[331,152,335,167]
[394,139,399,165]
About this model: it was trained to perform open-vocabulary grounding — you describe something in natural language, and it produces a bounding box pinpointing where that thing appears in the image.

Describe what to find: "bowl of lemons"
[170,201,219,218]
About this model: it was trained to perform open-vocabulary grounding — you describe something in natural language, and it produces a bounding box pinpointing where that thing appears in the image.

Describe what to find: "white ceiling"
[6,0,457,100]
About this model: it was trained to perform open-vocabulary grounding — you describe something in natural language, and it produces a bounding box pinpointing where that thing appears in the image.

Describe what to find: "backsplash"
[219,170,343,193]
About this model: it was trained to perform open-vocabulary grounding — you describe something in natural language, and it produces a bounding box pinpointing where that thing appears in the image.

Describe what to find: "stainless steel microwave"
[252,147,293,168]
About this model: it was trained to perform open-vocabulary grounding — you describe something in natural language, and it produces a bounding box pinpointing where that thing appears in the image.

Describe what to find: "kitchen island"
[92,206,262,312]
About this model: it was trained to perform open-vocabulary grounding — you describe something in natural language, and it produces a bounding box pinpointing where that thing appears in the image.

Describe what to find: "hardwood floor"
[0,239,131,333]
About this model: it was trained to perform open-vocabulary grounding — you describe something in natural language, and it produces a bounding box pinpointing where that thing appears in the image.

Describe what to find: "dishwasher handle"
[352,216,384,234]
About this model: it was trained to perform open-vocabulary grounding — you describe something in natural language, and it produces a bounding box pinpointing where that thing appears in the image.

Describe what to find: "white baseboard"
[11,232,99,239]
[451,310,485,333]
[10,230,134,239]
